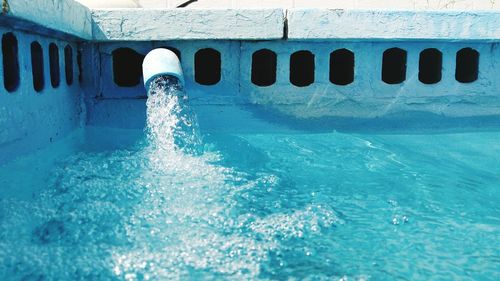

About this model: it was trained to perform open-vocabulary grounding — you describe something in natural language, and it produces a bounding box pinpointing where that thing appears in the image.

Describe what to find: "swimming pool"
[1,2,500,280]
[1,119,499,280]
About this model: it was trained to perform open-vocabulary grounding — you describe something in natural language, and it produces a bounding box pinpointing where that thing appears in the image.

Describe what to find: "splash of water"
[0,75,340,280]
[145,76,202,155]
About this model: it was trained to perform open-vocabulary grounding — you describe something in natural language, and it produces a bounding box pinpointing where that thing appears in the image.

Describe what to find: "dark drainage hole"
[49,43,60,88]
[419,48,442,84]
[251,49,277,87]
[382,47,407,84]
[2,32,20,92]
[456,47,479,83]
[290,50,314,87]
[112,48,145,87]
[330,48,354,86]
[64,45,74,86]
[195,48,221,86]
[31,41,44,92]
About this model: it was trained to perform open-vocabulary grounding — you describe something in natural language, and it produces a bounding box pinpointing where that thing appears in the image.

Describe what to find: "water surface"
[0,126,499,280]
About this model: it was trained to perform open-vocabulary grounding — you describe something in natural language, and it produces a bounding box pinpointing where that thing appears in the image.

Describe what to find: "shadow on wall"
[243,104,500,134]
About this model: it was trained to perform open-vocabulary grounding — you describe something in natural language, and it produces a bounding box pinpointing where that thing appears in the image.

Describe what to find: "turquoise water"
[0,126,499,280]
[1,76,499,280]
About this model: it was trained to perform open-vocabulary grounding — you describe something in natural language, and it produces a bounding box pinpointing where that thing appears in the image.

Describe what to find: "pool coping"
[2,1,500,41]
[2,0,92,40]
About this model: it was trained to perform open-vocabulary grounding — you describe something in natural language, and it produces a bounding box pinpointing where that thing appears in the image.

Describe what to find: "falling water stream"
[145,76,202,155]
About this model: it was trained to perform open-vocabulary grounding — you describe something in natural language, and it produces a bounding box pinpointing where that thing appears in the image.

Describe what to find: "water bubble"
[387,199,398,207]
[146,76,202,155]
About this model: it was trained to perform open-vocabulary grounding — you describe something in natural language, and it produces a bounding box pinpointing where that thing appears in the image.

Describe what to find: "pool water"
[0,125,499,280]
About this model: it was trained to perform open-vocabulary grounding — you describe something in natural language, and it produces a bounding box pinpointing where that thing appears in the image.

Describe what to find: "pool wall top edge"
[91,9,500,42]
[2,0,500,42]
[2,0,93,40]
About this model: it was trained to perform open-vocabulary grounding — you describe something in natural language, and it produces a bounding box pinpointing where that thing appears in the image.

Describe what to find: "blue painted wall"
[85,40,500,131]
[1,5,500,164]
[0,27,83,164]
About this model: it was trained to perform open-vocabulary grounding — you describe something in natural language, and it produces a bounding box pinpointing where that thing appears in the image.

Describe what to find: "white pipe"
[142,48,184,91]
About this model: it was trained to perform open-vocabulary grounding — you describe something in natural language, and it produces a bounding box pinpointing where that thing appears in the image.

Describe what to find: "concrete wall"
[91,9,284,41]
[84,40,500,130]
[77,0,500,10]
[287,10,500,41]
[240,41,500,119]
[3,0,92,40]
[90,8,500,41]
[0,27,84,164]
[1,0,500,163]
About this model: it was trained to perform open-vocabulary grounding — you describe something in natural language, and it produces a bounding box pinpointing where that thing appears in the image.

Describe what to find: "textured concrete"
[287,10,500,41]
[2,0,500,165]
[95,40,240,101]
[92,9,284,41]
[89,8,500,41]
[0,28,84,164]
[75,0,139,8]
[239,41,500,119]
[76,0,185,8]
[77,0,500,10]
[4,0,92,40]
[86,39,500,123]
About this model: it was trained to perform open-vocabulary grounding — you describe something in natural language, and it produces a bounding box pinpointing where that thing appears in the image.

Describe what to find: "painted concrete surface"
[3,0,92,40]
[4,0,495,42]
[77,0,500,10]
[240,41,500,119]
[85,40,500,128]
[287,10,500,41]
[0,28,84,164]
[91,9,284,41]
[98,41,239,101]
[75,0,139,8]
[1,0,500,164]
[76,0,184,8]
[89,8,500,41]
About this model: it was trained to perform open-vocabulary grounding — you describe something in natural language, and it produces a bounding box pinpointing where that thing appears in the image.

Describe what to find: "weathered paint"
[0,28,84,164]
[1,3,499,41]
[90,8,500,41]
[239,41,500,119]
[287,9,500,41]
[84,40,500,128]
[77,0,500,10]
[91,9,285,41]
[75,0,139,8]
[3,0,92,40]
[1,3,500,165]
